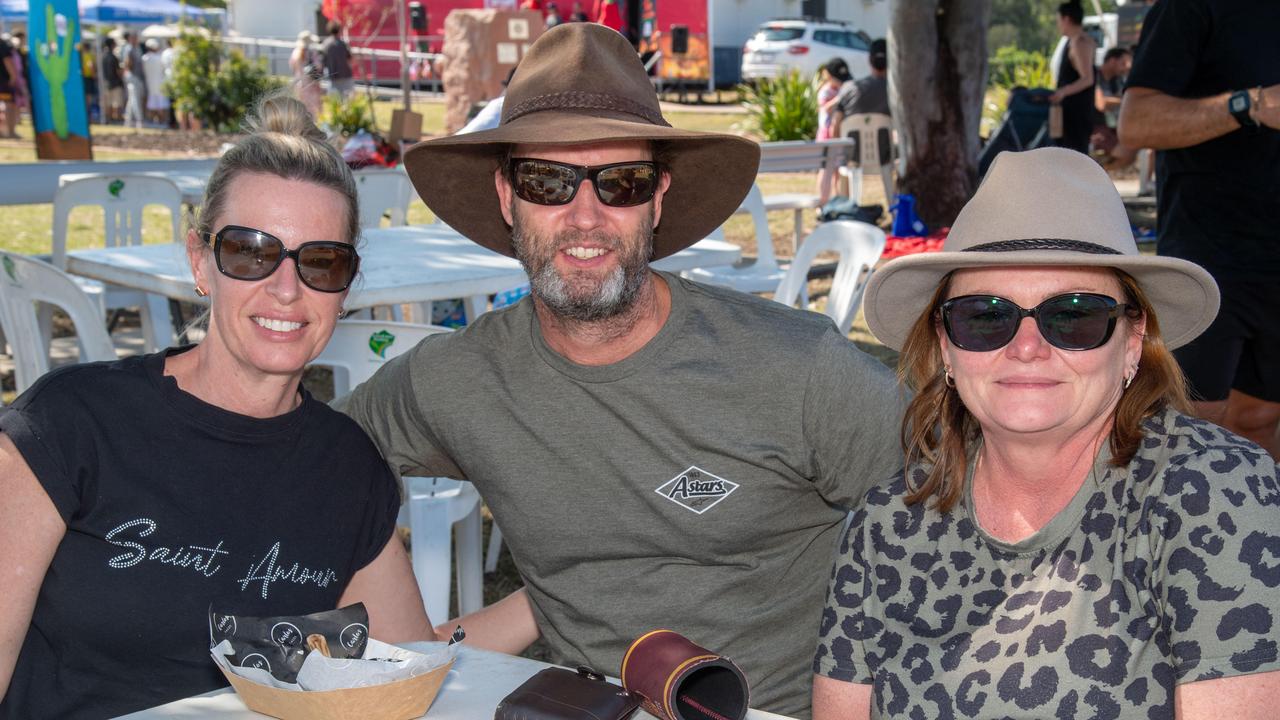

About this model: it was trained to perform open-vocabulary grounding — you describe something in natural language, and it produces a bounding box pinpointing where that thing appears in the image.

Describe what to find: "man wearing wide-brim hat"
[337,23,902,717]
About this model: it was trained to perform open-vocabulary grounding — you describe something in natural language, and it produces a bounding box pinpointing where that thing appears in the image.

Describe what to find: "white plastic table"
[63,224,742,314]
[115,643,797,720]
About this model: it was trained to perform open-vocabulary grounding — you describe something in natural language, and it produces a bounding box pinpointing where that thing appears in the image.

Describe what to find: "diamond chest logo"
[656,466,738,514]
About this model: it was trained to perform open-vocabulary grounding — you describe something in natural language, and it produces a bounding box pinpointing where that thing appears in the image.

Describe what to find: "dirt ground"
[90,128,235,156]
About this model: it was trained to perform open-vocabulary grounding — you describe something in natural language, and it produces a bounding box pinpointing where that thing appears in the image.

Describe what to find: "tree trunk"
[889,0,991,227]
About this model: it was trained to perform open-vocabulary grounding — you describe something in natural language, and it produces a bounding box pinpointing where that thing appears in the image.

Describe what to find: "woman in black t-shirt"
[0,94,437,719]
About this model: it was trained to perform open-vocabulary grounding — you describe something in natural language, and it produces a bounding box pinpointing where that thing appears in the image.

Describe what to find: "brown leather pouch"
[494,666,640,720]
[621,630,750,720]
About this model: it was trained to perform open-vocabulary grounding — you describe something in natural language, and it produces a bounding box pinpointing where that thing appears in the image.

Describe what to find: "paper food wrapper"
[210,604,373,684]
[209,604,460,720]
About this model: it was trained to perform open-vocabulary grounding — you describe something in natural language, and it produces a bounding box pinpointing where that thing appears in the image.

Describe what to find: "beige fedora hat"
[862,147,1219,350]
[402,23,760,260]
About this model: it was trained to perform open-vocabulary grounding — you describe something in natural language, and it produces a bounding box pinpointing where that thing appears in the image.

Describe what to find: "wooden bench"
[755,139,854,250]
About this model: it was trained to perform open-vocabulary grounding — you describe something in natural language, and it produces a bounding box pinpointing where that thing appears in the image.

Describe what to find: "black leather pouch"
[495,666,640,720]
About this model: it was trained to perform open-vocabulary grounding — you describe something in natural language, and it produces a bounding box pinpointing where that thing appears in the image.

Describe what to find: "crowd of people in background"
[106,32,175,129]
[522,0,615,31]
[0,32,29,138]
[0,28,176,136]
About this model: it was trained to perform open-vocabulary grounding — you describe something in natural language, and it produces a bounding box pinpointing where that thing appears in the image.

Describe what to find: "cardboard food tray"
[218,658,452,720]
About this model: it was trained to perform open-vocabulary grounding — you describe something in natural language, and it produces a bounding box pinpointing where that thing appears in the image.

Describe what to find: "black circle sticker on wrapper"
[270,622,303,648]
[212,613,237,638]
[240,653,271,672]
[340,623,368,650]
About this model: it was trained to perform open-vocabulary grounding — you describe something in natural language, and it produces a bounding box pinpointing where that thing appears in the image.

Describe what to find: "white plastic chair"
[354,168,415,229]
[354,169,417,321]
[311,319,484,624]
[773,220,886,335]
[682,183,787,294]
[0,251,118,394]
[52,174,182,352]
[838,113,895,204]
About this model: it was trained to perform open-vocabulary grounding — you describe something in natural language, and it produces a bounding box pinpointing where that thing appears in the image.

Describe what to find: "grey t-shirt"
[815,408,1280,718]
[339,273,904,717]
[836,75,889,118]
[321,36,352,80]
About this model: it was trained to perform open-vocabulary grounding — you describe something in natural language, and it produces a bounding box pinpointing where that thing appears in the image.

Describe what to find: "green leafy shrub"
[321,93,376,137]
[165,33,285,133]
[739,71,818,142]
[989,45,1053,90]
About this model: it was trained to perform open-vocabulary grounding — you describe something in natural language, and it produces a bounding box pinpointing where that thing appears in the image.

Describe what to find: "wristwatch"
[1229,89,1258,128]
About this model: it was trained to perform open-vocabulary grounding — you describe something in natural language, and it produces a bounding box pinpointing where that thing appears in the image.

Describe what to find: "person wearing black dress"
[1050,2,1096,154]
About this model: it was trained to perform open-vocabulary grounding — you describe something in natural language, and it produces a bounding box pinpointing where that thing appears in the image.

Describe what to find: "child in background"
[816,65,843,141]
[815,58,852,205]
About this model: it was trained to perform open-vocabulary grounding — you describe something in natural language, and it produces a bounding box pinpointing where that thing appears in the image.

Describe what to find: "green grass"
[366,98,746,139]
[662,110,747,136]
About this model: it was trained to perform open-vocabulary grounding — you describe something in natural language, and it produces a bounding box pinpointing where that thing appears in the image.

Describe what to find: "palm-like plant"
[739,71,819,142]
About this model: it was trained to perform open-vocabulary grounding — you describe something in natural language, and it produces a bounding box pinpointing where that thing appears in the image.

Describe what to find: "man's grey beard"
[510,206,654,322]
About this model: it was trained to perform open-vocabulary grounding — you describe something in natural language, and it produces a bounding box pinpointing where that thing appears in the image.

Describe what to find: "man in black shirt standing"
[1119,0,1280,458]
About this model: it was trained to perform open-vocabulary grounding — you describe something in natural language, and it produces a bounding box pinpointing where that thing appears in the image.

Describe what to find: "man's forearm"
[1118,87,1238,149]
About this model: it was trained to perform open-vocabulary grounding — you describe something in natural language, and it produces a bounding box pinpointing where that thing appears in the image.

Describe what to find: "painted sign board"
[29,0,92,159]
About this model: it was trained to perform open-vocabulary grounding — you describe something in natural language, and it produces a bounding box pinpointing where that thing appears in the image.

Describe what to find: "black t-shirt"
[0,349,400,719]
[101,47,122,88]
[1126,0,1280,280]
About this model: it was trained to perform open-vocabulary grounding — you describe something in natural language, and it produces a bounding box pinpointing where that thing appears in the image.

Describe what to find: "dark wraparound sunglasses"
[509,158,659,207]
[202,225,359,293]
[940,293,1134,352]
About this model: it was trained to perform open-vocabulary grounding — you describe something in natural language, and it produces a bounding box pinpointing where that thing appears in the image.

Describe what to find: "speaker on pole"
[671,25,689,55]
[409,2,428,32]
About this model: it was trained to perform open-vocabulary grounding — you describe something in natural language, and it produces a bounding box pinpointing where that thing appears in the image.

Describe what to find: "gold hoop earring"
[944,366,955,388]
[194,285,207,297]
[1124,364,1138,389]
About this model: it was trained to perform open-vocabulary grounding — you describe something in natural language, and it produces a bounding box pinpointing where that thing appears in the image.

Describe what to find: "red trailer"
[320,0,720,86]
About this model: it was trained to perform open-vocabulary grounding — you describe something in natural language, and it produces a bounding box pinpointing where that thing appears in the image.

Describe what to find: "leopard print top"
[814,408,1280,718]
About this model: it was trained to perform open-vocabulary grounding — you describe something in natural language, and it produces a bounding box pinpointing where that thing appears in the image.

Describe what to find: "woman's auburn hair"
[897,268,1193,512]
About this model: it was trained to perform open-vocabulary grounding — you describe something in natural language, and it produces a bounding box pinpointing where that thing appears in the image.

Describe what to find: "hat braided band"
[505,91,672,127]
[963,238,1123,255]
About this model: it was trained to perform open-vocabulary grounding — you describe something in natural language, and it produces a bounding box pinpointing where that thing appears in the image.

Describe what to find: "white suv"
[741,19,871,83]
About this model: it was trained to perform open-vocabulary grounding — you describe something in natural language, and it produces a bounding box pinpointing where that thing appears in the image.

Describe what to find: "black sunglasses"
[509,158,660,207]
[201,225,359,294]
[939,292,1134,352]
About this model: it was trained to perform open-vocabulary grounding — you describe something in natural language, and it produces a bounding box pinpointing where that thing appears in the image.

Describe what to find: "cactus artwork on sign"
[28,0,92,159]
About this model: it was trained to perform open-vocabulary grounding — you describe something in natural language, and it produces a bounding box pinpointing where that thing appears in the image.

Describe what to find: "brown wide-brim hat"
[403,22,760,260]
[862,147,1219,351]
